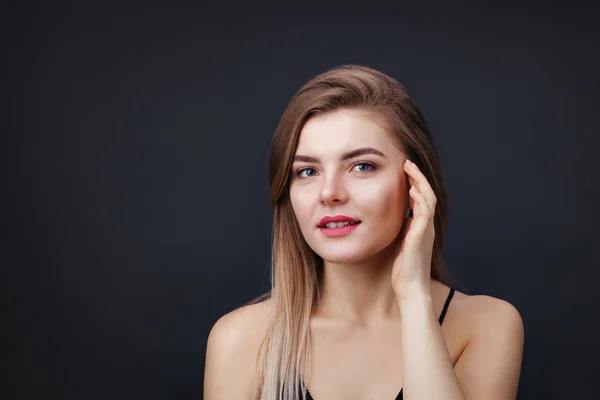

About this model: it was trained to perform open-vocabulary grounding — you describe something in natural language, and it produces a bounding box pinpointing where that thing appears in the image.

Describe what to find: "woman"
[204,65,524,400]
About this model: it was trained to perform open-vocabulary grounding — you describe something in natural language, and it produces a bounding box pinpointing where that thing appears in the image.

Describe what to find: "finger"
[404,160,433,198]
[409,185,433,220]
[404,160,437,209]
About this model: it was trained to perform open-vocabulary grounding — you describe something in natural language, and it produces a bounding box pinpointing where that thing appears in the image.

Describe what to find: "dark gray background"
[4,1,599,399]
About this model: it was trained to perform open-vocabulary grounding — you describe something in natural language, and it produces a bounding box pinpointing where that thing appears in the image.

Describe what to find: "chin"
[312,245,375,265]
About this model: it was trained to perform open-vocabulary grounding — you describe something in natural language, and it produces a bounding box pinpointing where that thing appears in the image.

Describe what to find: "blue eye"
[295,167,317,178]
[293,163,377,179]
[352,162,377,172]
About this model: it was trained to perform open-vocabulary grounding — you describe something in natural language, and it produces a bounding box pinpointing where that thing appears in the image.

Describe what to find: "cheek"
[289,185,314,228]
[357,177,406,218]
[354,182,407,245]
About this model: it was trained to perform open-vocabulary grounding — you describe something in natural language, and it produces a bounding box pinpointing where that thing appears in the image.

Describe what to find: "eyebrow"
[293,147,387,163]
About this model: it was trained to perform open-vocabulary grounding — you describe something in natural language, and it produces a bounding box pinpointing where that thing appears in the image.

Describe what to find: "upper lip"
[318,215,360,227]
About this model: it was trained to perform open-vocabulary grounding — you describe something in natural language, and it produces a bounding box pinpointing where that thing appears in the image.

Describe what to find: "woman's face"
[289,108,409,264]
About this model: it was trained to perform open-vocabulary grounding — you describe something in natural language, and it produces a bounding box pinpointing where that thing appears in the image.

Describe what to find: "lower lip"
[318,222,361,237]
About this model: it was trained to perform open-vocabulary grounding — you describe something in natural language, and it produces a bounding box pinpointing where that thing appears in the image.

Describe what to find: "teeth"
[325,221,354,228]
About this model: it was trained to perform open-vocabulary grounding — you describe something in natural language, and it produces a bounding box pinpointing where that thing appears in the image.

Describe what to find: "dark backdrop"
[4,1,599,399]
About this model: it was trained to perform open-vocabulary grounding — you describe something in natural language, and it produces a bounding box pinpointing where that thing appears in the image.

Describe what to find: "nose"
[319,172,349,206]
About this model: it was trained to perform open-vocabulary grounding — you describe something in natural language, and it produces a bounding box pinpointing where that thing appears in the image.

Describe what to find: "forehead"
[295,109,396,155]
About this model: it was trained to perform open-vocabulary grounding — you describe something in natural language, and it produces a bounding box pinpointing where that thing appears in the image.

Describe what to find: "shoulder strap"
[438,288,455,325]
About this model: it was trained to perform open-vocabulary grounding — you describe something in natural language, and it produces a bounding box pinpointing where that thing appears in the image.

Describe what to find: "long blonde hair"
[245,64,450,400]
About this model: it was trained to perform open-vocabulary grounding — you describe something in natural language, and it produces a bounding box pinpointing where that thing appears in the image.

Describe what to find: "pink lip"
[319,222,360,238]
[318,215,360,227]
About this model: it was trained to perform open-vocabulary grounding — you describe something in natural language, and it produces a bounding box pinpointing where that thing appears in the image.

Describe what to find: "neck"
[315,240,430,327]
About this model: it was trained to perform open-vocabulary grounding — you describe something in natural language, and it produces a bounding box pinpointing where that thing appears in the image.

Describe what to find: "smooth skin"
[204,109,524,400]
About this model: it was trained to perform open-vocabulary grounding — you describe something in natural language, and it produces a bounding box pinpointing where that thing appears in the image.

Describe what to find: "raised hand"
[391,159,438,300]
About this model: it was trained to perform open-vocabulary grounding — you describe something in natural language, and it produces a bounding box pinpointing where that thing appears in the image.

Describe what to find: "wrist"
[396,281,432,301]
[398,289,433,319]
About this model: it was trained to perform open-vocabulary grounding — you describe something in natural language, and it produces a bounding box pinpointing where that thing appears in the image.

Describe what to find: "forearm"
[399,289,466,400]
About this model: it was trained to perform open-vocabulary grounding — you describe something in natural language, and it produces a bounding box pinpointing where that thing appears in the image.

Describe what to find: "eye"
[351,162,377,172]
[295,167,317,178]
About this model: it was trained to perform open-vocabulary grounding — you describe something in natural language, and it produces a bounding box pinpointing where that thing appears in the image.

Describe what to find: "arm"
[453,296,524,399]
[395,160,524,398]
[400,289,524,400]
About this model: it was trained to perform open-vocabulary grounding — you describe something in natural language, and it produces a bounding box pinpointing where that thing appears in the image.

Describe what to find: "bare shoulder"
[448,291,525,398]
[204,298,272,400]
[207,297,272,348]
[457,291,524,335]
[432,280,524,356]
[432,278,521,328]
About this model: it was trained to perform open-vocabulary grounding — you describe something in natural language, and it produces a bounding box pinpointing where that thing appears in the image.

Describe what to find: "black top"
[302,287,456,400]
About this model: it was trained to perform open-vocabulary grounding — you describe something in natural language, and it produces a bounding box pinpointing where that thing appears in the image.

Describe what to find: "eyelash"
[293,162,378,178]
